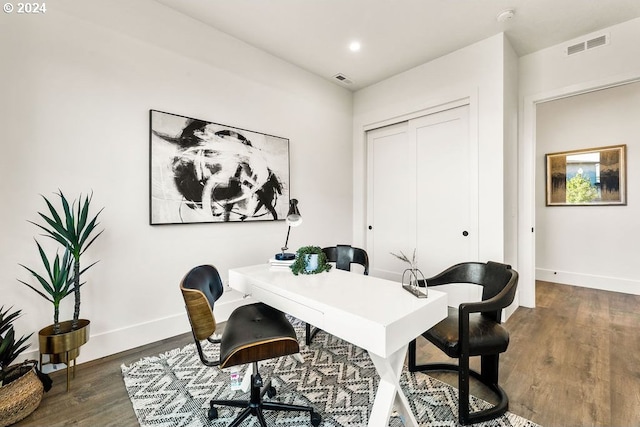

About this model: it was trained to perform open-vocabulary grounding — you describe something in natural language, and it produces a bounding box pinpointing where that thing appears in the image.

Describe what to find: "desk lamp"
[275,198,302,260]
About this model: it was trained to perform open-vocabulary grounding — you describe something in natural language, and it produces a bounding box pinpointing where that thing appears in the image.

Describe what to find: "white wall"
[352,34,517,272]
[519,17,640,305]
[0,0,353,364]
[535,82,640,293]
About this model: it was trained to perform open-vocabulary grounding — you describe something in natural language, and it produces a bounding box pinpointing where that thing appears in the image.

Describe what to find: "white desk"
[228,264,447,427]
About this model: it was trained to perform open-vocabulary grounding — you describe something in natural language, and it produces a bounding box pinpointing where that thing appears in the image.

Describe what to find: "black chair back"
[422,261,517,323]
[181,265,224,307]
[180,265,224,343]
[323,245,369,275]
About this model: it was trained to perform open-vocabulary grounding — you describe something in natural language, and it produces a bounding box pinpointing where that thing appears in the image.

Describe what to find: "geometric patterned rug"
[121,318,540,427]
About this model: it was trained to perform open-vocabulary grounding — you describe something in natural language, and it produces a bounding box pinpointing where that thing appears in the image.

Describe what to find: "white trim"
[536,269,640,295]
[362,97,470,132]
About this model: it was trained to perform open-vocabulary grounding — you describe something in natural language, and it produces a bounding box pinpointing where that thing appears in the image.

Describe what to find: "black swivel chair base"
[208,361,322,427]
[408,341,508,425]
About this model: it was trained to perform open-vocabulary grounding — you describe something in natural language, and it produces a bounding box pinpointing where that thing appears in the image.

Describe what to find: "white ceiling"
[153,0,640,91]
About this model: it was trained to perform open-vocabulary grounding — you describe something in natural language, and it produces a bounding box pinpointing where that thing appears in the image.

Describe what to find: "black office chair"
[408,261,518,425]
[180,265,321,427]
[304,245,369,345]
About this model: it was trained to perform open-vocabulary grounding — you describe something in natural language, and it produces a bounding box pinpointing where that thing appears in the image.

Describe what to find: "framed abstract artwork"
[545,144,626,206]
[149,110,290,224]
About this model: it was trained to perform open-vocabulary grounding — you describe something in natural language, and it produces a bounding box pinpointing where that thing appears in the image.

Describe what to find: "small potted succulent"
[290,246,332,275]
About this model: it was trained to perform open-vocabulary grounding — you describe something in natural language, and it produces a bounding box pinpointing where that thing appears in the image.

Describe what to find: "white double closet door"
[366,105,479,299]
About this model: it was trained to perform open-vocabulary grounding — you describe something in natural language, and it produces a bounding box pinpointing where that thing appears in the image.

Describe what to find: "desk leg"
[239,362,254,393]
[368,345,418,427]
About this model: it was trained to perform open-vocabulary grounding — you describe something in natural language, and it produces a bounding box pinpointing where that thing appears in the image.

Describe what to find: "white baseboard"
[504,290,519,320]
[536,268,640,295]
[23,289,255,366]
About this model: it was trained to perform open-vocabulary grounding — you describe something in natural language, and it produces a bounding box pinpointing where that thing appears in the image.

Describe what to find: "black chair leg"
[408,339,418,370]
[481,353,499,384]
[209,398,250,409]
[227,407,252,427]
[305,322,321,345]
[463,354,509,424]
[255,408,268,427]
[305,323,312,345]
[210,362,321,426]
[262,401,314,413]
[408,338,509,425]
[458,352,471,424]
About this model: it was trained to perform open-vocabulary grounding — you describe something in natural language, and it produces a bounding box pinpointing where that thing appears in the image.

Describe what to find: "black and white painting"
[150,110,289,224]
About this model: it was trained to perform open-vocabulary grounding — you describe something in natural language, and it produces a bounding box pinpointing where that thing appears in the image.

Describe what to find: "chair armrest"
[459,273,518,316]
[456,272,517,356]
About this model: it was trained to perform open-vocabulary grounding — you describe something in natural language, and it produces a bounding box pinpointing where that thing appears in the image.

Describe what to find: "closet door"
[366,105,477,281]
[366,122,415,280]
[412,105,476,275]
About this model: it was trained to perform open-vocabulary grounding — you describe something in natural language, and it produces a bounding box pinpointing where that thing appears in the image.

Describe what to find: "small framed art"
[545,144,626,206]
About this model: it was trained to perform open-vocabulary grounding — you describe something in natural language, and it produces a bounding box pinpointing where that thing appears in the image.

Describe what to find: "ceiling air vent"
[566,34,609,56]
[587,34,608,49]
[333,73,353,85]
[566,42,586,55]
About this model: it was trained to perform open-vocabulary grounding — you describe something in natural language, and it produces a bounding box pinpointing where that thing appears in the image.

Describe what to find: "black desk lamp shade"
[275,199,302,260]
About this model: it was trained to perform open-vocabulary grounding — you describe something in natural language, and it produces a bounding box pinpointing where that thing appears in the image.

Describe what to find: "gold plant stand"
[38,319,90,392]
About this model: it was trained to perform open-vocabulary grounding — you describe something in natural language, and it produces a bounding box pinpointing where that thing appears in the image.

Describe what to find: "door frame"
[518,72,640,308]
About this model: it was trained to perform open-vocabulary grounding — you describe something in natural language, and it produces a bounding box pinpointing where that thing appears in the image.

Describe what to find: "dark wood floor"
[13,281,640,427]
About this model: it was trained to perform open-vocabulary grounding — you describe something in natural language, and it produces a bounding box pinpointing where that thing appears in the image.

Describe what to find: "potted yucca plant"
[18,190,103,391]
[30,191,104,330]
[0,306,44,425]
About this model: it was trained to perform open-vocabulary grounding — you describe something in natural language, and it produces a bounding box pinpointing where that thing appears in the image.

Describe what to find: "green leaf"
[59,190,77,244]
[0,307,21,336]
[76,194,90,236]
[42,194,63,226]
[80,228,103,256]
[16,280,54,302]
[0,306,32,368]
[42,195,69,239]
[18,243,74,308]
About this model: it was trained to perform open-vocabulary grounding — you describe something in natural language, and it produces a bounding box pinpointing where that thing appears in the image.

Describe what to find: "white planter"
[304,254,319,272]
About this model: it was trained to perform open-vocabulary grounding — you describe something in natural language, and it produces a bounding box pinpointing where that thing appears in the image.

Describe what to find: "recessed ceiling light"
[496,9,515,22]
[349,41,361,52]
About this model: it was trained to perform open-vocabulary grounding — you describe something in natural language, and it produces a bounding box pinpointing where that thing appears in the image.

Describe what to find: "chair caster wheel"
[311,410,322,426]
[266,385,277,398]
[207,406,218,420]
